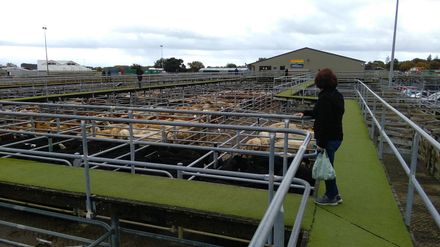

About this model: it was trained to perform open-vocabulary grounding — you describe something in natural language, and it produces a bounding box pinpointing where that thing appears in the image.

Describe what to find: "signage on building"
[289,59,304,68]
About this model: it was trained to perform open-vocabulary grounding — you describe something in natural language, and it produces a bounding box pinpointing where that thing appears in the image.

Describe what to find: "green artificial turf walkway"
[275,80,316,100]
[307,100,413,247]
[0,158,314,229]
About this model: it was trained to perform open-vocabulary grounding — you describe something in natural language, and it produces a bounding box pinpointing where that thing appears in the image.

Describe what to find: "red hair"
[315,68,337,89]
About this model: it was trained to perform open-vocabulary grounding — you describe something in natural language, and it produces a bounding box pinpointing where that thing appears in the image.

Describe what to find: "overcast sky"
[1,0,439,67]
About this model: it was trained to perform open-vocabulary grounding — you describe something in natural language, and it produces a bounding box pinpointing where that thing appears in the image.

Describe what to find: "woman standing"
[295,68,345,206]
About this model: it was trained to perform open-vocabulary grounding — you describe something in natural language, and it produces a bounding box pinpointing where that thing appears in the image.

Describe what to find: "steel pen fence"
[0,101,316,246]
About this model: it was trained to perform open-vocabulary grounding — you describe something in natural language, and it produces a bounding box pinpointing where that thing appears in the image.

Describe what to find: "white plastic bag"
[312,150,336,180]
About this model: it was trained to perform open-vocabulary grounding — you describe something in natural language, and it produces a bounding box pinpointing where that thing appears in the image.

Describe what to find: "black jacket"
[304,88,344,147]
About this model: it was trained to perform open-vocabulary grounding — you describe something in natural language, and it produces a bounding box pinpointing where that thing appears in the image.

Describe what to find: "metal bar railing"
[0,201,112,246]
[0,104,315,246]
[356,80,440,229]
[0,100,305,121]
[0,238,33,247]
[249,132,312,247]
[0,74,247,99]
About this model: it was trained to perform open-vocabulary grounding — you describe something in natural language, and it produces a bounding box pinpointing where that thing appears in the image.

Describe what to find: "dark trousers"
[324,140,342,199]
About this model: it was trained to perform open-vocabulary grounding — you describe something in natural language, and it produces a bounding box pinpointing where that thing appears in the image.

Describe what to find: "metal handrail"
[249,132,312,247]
[357,81,439,150]
[356,80,440,228]
[0,201,112,246]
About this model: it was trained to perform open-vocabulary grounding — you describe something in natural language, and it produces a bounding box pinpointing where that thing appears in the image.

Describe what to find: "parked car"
[414,90,430,98]
[402,88,422,98]
[421,91,440,103]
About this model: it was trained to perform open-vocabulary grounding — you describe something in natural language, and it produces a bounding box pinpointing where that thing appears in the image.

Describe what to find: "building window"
[280,66,285,70]
[259,66,271,71]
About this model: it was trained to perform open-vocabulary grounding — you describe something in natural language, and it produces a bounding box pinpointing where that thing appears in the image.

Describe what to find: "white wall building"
[37,60,91,72]
[2,66,38,77]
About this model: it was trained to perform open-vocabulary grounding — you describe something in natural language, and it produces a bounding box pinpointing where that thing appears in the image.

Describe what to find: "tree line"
[97,59,241,75]
[151,58,241,73]
[366,54,440,71]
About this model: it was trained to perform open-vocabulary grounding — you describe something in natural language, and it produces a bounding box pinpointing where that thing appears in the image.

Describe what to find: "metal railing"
[0,200,114,247]
[0,71,387,100]
[0,73,245,99]
[249,134,312,247]
[273,73,313,95]
[0,104,315,246]
[356,80,440,228]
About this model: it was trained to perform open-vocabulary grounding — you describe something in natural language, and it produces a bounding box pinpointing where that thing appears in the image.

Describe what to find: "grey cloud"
[278,19,342,35]
[113,26,217,41]
[1,19,438,63]
[49,27,239,51]
[2,27,437,58]
[394,33,440,52]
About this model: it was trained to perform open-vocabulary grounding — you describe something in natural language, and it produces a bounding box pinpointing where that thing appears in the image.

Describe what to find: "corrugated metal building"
[37,60,92,72]
[249,47,365,73]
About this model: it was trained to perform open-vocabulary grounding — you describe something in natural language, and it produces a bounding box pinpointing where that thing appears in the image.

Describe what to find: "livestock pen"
[0,77,317,246]
[0,102,313,246]
[0,73,434,246]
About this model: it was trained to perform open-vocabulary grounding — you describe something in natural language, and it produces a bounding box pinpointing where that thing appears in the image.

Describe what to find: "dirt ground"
[382,154,440,247]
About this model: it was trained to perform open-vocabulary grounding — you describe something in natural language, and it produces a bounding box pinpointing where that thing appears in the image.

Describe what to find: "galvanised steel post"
[177,162,183,179]
[371,97,377,139]
[268,132,276,202]
[405,132,420,226]
[128,111,135,174]
[161,126,167,143]
[56,118,61,133]
[91,120,96,137]
[48,137,53,152]
[81,121,93,219]
[235,130,241,150]
[274,206,285,247]
[363,87,368,121]
[356,82,361,107]
[267,132,276,245]
[388,0,399,87]
[378,103,386,159]
[111,214,121,247]
[282,119,289,175]
[213,143,218,169]
[358,83,365,125]
[361,86,365,115]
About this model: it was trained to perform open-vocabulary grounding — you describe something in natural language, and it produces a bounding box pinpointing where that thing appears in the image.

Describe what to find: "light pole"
[160,45,163,69]
[42,26,49,75]
[388,0,399,86]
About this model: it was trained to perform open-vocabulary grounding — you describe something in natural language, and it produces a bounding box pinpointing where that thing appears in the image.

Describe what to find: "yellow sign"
[289,59,304,63]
